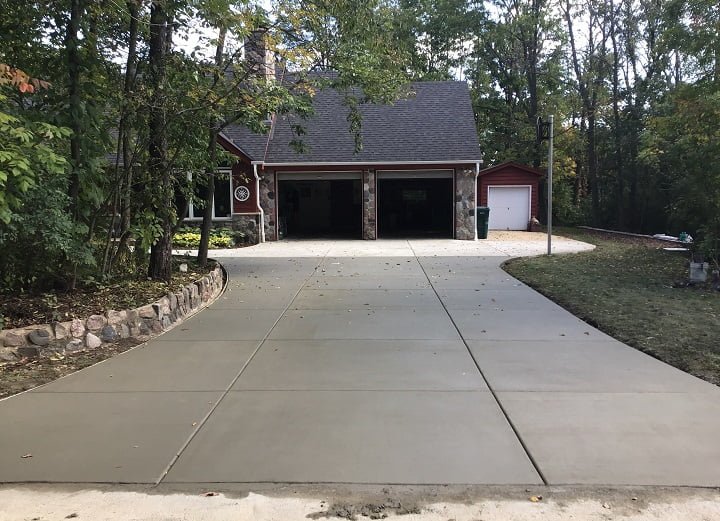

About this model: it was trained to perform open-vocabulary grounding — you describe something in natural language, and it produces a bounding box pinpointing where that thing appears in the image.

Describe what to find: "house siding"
[478,168,541,220]
[231,164,258,214]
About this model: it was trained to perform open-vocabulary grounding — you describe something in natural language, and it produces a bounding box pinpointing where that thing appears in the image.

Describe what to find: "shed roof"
[222,80,481,165]
[479,161,544,177]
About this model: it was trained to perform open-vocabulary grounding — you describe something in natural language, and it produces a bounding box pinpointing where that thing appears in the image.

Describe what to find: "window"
[175,170,232,220]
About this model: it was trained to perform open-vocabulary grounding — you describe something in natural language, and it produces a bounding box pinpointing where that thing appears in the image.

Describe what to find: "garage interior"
[278,178,362,238]
[377,177,453,238]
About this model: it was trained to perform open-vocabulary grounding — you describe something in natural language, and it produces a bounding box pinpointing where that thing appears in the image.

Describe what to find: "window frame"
[183,169,233,221]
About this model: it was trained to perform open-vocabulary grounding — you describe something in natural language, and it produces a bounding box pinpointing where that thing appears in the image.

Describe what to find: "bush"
[0,176,95,293]
[172,227,235,248]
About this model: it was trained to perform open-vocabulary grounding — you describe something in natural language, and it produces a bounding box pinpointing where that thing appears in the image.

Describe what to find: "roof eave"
[252,159,483,167]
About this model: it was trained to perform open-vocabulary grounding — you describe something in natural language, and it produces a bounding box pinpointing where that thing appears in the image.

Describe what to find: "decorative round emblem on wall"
[234,186,250,202]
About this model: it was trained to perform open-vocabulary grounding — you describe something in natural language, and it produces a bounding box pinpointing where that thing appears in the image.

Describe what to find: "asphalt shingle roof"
[222,80,481,164]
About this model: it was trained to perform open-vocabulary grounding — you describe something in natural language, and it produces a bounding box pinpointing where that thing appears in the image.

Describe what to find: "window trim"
[183,169,233,221]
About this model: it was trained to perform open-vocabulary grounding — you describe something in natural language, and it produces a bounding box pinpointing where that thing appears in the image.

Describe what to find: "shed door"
[487,186,530,230]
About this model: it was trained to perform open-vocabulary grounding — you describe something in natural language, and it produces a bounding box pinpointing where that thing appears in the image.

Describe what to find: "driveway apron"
[1,238,719,486]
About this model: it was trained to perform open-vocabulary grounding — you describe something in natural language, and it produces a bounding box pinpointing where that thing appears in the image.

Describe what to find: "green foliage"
[0,91,71,224]
[173,227,236,249]
[642,85,720,264]
[0,174,95,292]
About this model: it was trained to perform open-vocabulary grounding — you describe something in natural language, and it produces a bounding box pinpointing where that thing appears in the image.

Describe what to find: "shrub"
[172,227,235,249]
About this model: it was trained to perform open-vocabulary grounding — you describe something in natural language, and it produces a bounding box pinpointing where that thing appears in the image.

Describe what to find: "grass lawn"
[503,227,720,386]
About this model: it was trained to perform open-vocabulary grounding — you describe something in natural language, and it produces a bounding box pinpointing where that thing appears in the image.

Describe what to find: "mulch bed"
[1,258,217,330]
[0,257,219,399]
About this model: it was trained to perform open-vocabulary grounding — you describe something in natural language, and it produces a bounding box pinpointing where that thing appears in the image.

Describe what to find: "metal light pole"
[547,115,554,256]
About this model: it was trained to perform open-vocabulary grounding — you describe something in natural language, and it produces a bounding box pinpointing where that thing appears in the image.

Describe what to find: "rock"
[54,322,71,340]
[161,315,172,329]
[0,350,18,362]
[17,346,40,358]
[158,296,171,314]
[179,263,188,272]
[106,310,127,325]
[3,331,25,347]
[85,333,102,349]
[66,339,84,353]
[100,325,119,342]
[137,305,157,319]
[118,323,130,339]
[126,309,139,325]
[167,292,178,311]
[138,321,150,335]
[70,319,85,338]
[28,329,52,347]
[150,320,163,334]
[86,314,106,331]
[130,326,141,337]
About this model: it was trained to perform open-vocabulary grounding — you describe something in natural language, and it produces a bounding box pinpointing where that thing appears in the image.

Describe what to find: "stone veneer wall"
[0,266,224,362]
[259,171,277,241]
[362,169,377,240]
[231,214,260,245]
[455,168,477,240]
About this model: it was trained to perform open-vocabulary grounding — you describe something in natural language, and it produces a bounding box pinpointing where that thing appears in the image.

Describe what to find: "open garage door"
[278,173,362,238]
[487,186,531,230]
[377,171,453,238]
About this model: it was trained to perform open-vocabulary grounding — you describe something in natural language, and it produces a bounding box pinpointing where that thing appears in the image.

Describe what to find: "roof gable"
[479,161,544,177]
[223,80,481,164]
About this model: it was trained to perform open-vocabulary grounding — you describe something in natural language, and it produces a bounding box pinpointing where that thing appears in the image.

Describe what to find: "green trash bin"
[476,206,490,239]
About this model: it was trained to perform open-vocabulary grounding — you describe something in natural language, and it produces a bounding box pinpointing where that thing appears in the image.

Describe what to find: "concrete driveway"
[2,235,720,487]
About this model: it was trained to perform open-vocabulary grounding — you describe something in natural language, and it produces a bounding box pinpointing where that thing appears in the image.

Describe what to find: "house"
[214,79,484,243]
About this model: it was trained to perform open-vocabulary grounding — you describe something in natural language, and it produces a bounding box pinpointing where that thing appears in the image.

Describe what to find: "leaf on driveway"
[21,453,32,459]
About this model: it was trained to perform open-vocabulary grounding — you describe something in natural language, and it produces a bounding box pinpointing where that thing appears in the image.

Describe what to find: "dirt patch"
[0,337,143,398]
[0,258,216,330]
[307,498,421,520]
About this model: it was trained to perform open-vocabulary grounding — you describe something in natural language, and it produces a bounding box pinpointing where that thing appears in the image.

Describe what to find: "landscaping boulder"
[0,349,17,362]
[3,331,25,348]
[70,319,86,338]
[137,305,157,319]
[66,339,84,353]
[86,314,107,331]
[85,333,102,349]
[28,329,51,347]
[106,310,127,325]
[54,322,70,340]
[101,325,119,343]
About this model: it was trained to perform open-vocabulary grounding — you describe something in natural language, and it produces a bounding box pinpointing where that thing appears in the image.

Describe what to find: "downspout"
[474,162,481,240]
[253,163,265,243]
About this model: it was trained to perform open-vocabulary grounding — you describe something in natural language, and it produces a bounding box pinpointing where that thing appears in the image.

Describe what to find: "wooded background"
[1,0,718,293]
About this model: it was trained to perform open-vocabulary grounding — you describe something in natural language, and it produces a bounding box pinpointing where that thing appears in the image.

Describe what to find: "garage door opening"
[378,177,453,238]
[278,178,362,238]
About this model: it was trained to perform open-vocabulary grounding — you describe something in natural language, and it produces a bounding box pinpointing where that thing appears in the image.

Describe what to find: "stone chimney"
[245,28,275,83]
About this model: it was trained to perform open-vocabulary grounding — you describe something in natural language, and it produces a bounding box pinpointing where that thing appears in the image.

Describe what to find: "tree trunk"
[147,0,173,281]
[198,26,227,266]
[67,0,82,219]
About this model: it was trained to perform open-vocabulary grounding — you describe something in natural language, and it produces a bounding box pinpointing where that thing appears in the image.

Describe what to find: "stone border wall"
[0,266,225,362]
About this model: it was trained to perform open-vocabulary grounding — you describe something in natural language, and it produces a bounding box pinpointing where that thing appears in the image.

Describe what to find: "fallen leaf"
[66,513,79,519]
[202,491,219,497]
[529,495,543,502]
[21,454,32,459]
[602,503,611,509]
